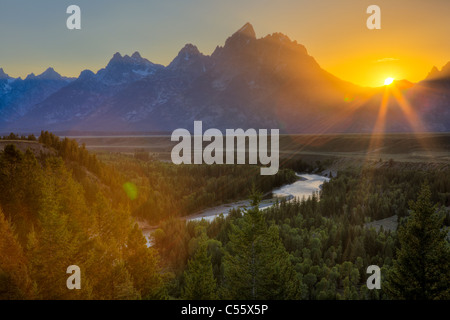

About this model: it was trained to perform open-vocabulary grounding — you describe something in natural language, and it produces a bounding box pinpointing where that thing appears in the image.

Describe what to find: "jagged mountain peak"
[0,68,10,79]
[260,32,309,57]
[178,44,201,56]
[24,68,64,81]
[36,67,63,80]
[126,51,149,63]
[427,66,440,79]
[79,69,95,80]
[108,52,127,66]
[265,32,292,43]
[25,73,36,80]
[425,62,450,81]
[131,51,142,59]
[95,51,163,85]
[168,44,207,71]
[111,52,123,60]
[441,61,450,76]
[234,22,256,39]
[223,22,257,49]
[107,51,153,67]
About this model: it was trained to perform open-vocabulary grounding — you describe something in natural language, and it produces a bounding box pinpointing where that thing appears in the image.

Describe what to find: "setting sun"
[384,77,395,85]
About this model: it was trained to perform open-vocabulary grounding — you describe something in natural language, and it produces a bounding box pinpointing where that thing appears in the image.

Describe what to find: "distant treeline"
[1,132,37,141]
[320,166,450,224]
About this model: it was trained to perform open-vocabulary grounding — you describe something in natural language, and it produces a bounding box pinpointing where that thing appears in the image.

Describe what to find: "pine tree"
[182,231,218,300]
[0,207,33,299]
[223,189,301,299]
[0,144,23,213]
[111,262,141,300]
[26,161,82,299]
[385,183,450,299]
[124,224,167,299]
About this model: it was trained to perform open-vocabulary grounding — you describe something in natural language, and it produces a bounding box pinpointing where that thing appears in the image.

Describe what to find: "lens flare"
[123,182,138,200]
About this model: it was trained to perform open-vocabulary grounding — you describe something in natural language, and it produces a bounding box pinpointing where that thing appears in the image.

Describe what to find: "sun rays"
[276,77,436,171]
[364,82,435,166]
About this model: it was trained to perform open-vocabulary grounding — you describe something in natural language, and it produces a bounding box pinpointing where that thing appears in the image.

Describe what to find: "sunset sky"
[0,0,449,87]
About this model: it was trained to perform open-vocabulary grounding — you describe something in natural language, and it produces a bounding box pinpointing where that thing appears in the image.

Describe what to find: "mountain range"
[1,23,449,134]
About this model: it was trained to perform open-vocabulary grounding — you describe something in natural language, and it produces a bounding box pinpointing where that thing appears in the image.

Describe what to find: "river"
[142,173,329,247]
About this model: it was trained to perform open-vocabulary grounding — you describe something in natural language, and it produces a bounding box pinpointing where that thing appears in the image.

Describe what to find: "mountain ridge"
[1,23,449,133]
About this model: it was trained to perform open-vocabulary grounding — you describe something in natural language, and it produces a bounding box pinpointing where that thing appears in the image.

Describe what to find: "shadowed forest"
[0,132,449,299]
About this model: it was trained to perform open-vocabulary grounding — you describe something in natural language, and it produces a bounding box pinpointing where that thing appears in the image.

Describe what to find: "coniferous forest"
[0,132,449,300]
